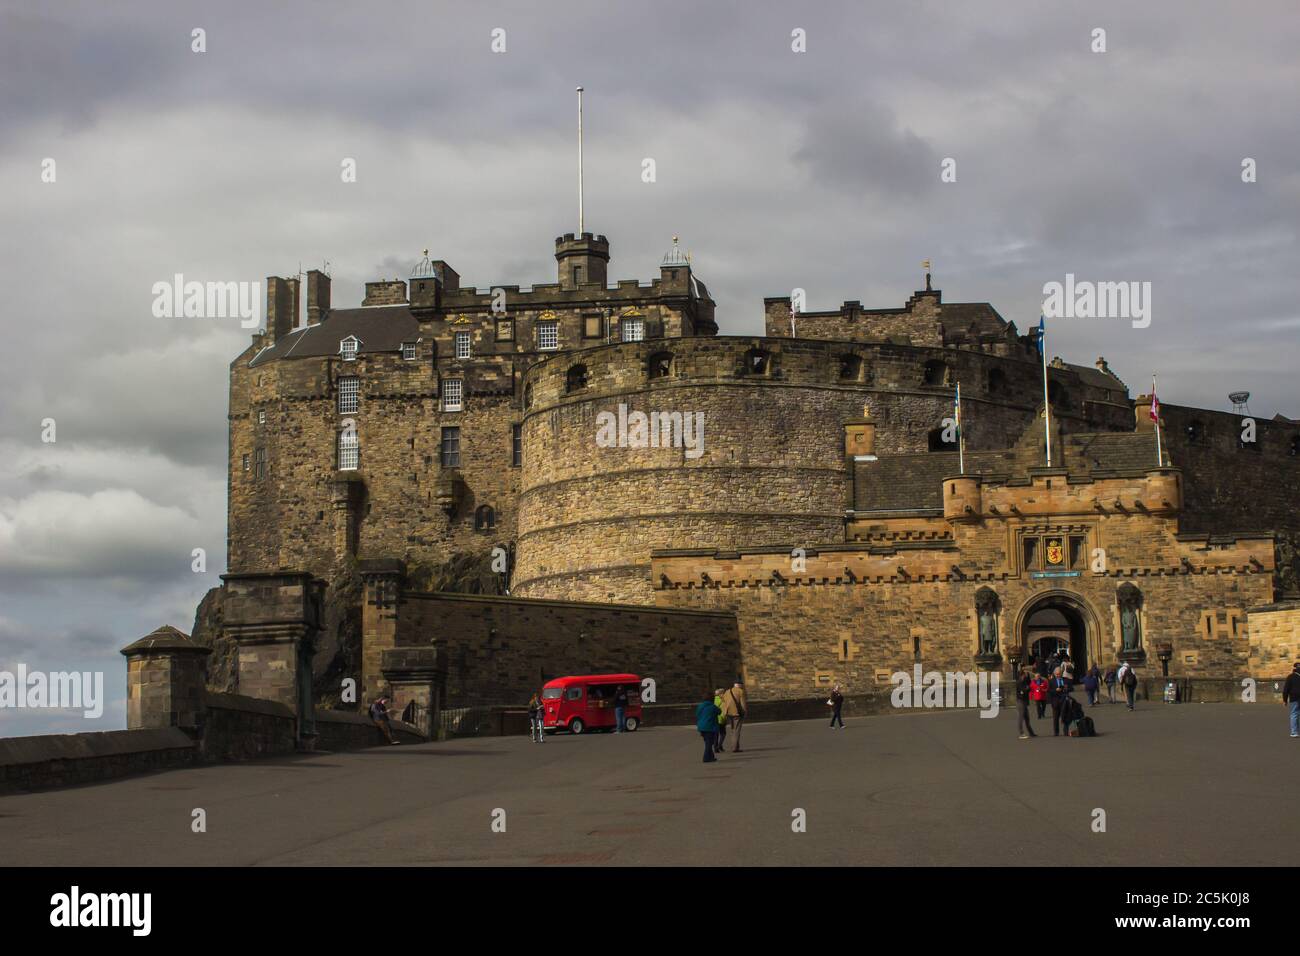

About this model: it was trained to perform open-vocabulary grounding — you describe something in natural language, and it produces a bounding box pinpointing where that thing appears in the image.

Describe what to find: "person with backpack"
[828,684,845,729]
[527,691,545,742]
[721,680,748,753]
[1282,662,1300,738]
[696,691,723,763]
[1030,672,1049,718]
[369,697,399,745]
[1016,666,1037,740]
[1048,668,1072,736]
[1082,667,1100,706]
[1060,652,1075,684]
[1120,662,1139,710]
[1103,665,1118,703]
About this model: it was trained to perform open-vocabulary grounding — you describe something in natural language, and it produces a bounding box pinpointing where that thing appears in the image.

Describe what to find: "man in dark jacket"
[1048,669,1072,737]
[613,685,629,734]
[1016,666,1037,739]
[1283,662,1300,738]
[696,693,722,762]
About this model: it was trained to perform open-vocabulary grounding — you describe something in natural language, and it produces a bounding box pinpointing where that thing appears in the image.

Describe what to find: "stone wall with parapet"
[1246,602,1300,678]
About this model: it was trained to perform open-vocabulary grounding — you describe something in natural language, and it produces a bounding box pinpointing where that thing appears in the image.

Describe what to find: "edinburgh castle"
[195,231,1300,719]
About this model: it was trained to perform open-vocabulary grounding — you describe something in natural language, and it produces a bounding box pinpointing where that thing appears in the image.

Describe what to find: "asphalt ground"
[3,700,1297,866]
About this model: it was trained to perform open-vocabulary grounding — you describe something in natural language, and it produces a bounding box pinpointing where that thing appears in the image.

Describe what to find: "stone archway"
[1013,590,1103,675]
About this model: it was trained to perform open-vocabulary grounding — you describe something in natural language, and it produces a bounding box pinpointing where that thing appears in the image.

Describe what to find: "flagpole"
[1040,318,1052,467]
[1152,373,1162,467]
[576,86,584,233]
[956,381,965,474]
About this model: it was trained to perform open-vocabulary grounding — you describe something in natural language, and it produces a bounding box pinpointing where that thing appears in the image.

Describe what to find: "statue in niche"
[1118,584,1142,651]
[975,588,1000,655]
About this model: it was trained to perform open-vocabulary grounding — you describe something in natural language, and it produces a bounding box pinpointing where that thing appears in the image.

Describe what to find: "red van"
[541,674,643,734]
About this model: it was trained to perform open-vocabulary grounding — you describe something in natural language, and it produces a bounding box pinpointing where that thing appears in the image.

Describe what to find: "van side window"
[565,687,582,701]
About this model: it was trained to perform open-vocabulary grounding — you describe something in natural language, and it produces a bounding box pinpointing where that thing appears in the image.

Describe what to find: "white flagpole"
[1153,373,1163,467]
[576,87,584,233]
[1041,323,1052,467]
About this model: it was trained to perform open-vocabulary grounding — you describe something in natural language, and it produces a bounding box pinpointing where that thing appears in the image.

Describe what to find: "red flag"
[1149,391,1159,422]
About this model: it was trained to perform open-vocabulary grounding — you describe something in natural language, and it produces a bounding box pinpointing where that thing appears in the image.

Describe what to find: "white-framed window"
[340,336,359,361]
[337,376,359,414]
[621,318,644,343]
[242,454,250,472]
[537,320,558,351]
[402,342,417,361]
[455,331,471,360]
[338,429,359,470]
[257,409,266,424]
[442,378,463,412]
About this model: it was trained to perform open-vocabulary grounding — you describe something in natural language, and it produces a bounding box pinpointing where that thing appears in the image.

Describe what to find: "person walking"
[696,692,722,763]
[1103,665,1118,703]
[1061,653,1076,684]
[527,691,545,742]
[1082,668,1100,707]
[829,684,845,729]
[722,680,748,753]
[369,697,400,745]
[1048,668,1071,737]
[1119,662,1138,710]
[613,684,629,734]
[1016,666,1038,740]
[1283,662,1300,738]
[1030,672,1049,718]
[713,688,727,753]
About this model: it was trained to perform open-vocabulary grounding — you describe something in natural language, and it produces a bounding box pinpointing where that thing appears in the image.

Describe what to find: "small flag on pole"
[1035,315,1046,355]
[955,381,965,474]
[1149,388,1159,422]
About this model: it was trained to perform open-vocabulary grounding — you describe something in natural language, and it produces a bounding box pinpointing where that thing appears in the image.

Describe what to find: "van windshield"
[542,688,563,699]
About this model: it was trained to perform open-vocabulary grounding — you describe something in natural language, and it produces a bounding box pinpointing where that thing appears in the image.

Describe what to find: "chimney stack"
[265,276,299,343]
[307,269,331,326]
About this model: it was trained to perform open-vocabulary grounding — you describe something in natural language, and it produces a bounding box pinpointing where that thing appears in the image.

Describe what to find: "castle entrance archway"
[1015,590,1101,675]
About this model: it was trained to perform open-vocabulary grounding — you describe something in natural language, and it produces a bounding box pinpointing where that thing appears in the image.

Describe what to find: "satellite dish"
[1228,391,1250,405]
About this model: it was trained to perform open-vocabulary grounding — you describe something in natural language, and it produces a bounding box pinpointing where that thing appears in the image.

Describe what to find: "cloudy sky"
[2,0,1296,735]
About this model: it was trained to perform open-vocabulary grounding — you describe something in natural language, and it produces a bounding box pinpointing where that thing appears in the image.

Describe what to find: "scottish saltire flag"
[1036,315,1046,355]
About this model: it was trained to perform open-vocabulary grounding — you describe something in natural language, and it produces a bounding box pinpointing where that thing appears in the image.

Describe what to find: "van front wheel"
[624,717,639,732]
[569,718,585,735]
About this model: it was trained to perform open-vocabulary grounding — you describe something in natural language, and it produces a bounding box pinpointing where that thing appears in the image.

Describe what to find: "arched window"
[474,505,496,532]
[647,352,673,379]
[566,364,589,393]
[839,354,863,381]
[987,367,1007,395]
[742,348,771,376]
[922,360,950,387]
[975,588,1000,656]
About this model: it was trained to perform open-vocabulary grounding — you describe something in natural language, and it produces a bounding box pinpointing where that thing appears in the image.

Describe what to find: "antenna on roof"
[576,86,585,233]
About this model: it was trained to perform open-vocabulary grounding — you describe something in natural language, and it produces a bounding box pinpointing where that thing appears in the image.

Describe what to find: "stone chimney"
[363,280,408,306]
[306,269,330,325]
[265,276,300,343]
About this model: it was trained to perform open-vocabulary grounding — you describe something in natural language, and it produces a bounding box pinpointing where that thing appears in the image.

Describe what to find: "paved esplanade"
[4,704,1297,865]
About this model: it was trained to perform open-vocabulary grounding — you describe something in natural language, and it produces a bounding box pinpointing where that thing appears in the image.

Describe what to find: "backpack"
[1122,669,1137,688]
[1076,715,1096,737]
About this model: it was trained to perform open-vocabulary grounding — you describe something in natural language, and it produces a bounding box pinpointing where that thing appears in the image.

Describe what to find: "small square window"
[402,343,417,361]
[583,314,603,339]
[537,320,558,351]
[621,318,644,343]
[442,378,463,412]
[455,331,471,360]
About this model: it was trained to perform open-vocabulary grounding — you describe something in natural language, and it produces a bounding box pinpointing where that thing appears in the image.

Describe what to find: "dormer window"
[340,336,360,361]
[402,343,417,361]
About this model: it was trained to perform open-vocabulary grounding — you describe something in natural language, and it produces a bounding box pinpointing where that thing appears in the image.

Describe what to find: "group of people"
[1015,649,1141,739]
[696,682,749,762]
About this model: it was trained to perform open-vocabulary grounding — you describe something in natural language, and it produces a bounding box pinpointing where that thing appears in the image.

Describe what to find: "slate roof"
[248,306,420,367]
[854,429,1160,512]
[935,302,1009,340]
